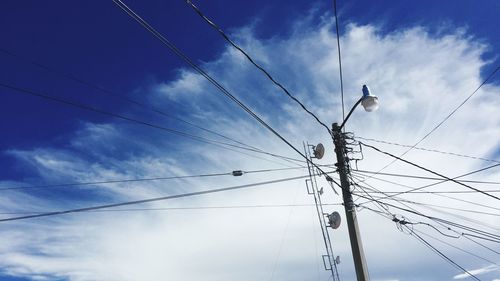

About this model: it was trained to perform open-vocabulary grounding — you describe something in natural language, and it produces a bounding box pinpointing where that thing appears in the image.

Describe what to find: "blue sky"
[1,1,500,281]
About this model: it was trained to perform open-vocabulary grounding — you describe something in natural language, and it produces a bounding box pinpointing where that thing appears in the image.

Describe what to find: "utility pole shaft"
[332,122,370,281]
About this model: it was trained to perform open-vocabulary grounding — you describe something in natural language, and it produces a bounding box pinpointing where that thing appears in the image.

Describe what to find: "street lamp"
[332,84,378,281]
[338,85,379,130]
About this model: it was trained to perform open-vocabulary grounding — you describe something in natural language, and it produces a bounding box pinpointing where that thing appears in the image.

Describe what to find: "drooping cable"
[0,166,309,191]
[409,229,481,281]
[0,173,332,222]
[358,198,484,280]
[185,0,332,135]
[360,142,500,201]
[0,203,344,215]
[354,193,500,244]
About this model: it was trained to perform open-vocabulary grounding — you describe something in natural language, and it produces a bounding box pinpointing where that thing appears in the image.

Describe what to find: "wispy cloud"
[453,265,499,279]
[1,9,499,281]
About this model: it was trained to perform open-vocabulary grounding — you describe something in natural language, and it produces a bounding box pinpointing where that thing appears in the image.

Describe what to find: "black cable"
[359,163,500,202]
[0,173,326,222]
[333,0,345,122]
[352,169,500,185]
[0,81,303,169]
[111,0,339,185]
[354,193,500,243]
[360,65,500,176]
[356,192,500,217]
[185,0,332,135]
[414,229,500,267]
[360,142,500,201]
[359,200,486,280]
[409,229,481,281]
[356,137,500,164]
[0,48,259,154]
[0,167,308,191]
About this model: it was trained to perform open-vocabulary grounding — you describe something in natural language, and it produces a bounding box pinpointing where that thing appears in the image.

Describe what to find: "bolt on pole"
[332,122,370,281]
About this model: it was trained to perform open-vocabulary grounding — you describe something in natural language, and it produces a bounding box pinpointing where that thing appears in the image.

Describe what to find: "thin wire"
[356,137,500,164]
[362,65,500,176]
[352,169,500,185]
[414,229,500,267]
[0,81,303,169]
[360,142,500,201]
[356,193,500,217]
[0,173,328,222]
[111,0,339,187]
[355,193,500,243]
[361,163,500,201]
[0,47,271,158]
[185,0,332,135]
[359,196,483,280]
[0,203,344,215]
[0,167,307,191]
[333,0,345,122]
[351,171,500,213]
[409,229,481,281]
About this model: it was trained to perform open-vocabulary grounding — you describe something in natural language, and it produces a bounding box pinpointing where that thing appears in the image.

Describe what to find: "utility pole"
[332,122,370,281]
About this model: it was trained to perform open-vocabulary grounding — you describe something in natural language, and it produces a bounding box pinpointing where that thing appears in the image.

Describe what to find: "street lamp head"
[361,85,379,112]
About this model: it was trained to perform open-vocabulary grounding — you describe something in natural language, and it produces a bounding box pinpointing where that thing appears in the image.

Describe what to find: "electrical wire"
[360,142,500,201]
[356,136,500,164]
[0,173,332,222]
[414,229,500,267]
[354,193,500,244]
[351,171,500,214]
[409,229,481,281]
[0,203,344,215]
[111,0,339,186]
[358,197,483,280]
[352,169,500,185]
[359,65,500,177]
[0,167,309,191]
[355,192,500,217]
[333,0,345,122]
[185,0,332,135]
[0,81,304,169]
[0,48,263,155]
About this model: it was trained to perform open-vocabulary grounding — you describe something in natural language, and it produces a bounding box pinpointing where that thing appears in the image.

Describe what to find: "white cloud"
[1,11,500,281]
[453,265,499,279]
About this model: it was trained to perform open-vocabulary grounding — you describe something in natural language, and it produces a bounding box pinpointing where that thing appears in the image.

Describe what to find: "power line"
[185,0,332,135]
[0,81,302,168]
[0,173,328,222]
[414,229,500,267]
[358,163,500,201]
[111,0,338,184]
[360,142,500,201]
[358,195,483,280]
[360,65,500,176]
[355,192,500,217]
[0,167,310,191]
[356,137,500,164]
[0,203,344,215]
[333,0,345,122]
[354,193,500,244]
[409,229,481,281]
[0,47,291,164]
[352,169,500,185]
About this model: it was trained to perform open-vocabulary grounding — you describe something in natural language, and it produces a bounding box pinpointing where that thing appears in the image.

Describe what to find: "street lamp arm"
[338,97,363,131]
